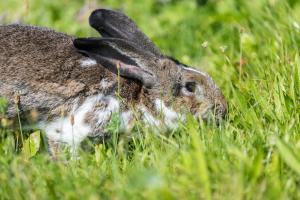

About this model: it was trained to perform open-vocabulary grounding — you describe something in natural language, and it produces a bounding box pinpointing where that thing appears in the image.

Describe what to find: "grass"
[0,0,300,199]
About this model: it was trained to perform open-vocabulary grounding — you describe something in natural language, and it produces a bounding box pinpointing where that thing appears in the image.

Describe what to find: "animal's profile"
[0,9,227,154]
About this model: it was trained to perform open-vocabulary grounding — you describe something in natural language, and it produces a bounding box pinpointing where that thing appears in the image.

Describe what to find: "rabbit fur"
[0,9,227,152]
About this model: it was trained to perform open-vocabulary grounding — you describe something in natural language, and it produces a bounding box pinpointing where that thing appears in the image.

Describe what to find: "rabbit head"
[74,9,227,125]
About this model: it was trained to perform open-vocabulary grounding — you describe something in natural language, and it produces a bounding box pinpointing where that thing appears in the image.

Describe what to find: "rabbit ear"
[89,9,161,57]
[74,38,157,88]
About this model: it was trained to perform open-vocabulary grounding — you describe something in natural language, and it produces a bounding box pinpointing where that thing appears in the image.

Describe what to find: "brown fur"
[0,9,228,158]
[0,22,227,139]
[0,24,143,120]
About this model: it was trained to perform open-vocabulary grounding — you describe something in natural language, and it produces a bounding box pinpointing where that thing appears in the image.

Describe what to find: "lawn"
[0,0,300,199]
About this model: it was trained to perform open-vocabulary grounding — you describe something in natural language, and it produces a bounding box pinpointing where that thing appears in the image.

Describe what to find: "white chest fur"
[42,96,97,146]
[41,95,120,145]
[41,96,180,149]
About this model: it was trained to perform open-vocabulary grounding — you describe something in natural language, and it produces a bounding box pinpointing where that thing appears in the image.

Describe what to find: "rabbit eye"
[185,82,196,93]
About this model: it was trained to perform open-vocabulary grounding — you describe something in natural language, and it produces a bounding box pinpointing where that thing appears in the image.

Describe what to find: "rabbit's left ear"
[88,9,161,57]
[74,37,157,88]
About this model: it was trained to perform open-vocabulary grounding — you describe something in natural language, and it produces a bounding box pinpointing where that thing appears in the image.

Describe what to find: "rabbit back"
[0,24,144,146]
[0,24,117,118]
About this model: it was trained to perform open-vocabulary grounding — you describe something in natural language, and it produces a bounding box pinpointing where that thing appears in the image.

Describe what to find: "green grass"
[1,0,300,199]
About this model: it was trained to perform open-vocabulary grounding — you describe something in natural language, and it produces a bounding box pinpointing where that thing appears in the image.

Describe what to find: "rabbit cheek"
[174,96,204,117]
[187,98,209,117]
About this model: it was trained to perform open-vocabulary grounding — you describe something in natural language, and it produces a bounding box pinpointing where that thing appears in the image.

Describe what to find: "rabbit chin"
[38,95,182,149]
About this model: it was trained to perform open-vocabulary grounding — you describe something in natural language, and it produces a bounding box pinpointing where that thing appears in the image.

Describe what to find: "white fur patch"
[41,94,182,152]
[95,95,120,126]
[41,95,122,151]
[139,106,160,127]
[80,58,97,67]
[155,99,179,128]
[42,96,99,147]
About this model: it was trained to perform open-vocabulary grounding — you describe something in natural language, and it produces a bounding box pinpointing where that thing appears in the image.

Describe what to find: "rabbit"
[0,9,227,154]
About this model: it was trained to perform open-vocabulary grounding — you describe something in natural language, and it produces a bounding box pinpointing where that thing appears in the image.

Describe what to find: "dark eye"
[185,82,196,93]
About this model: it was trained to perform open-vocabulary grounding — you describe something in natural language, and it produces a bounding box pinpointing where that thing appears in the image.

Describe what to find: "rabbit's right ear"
[74,37,157,88]
[89,9,161,57]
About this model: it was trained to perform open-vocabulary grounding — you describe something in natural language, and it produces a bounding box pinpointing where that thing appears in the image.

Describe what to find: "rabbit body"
[0,9,227,150]
[0,24,142,145]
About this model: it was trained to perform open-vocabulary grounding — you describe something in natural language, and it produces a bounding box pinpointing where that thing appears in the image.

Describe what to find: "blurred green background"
[0,0,300,199]
[1,0,298,67]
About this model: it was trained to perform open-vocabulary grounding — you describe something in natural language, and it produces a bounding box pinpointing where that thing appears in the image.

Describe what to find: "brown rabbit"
[0,9,227,153]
